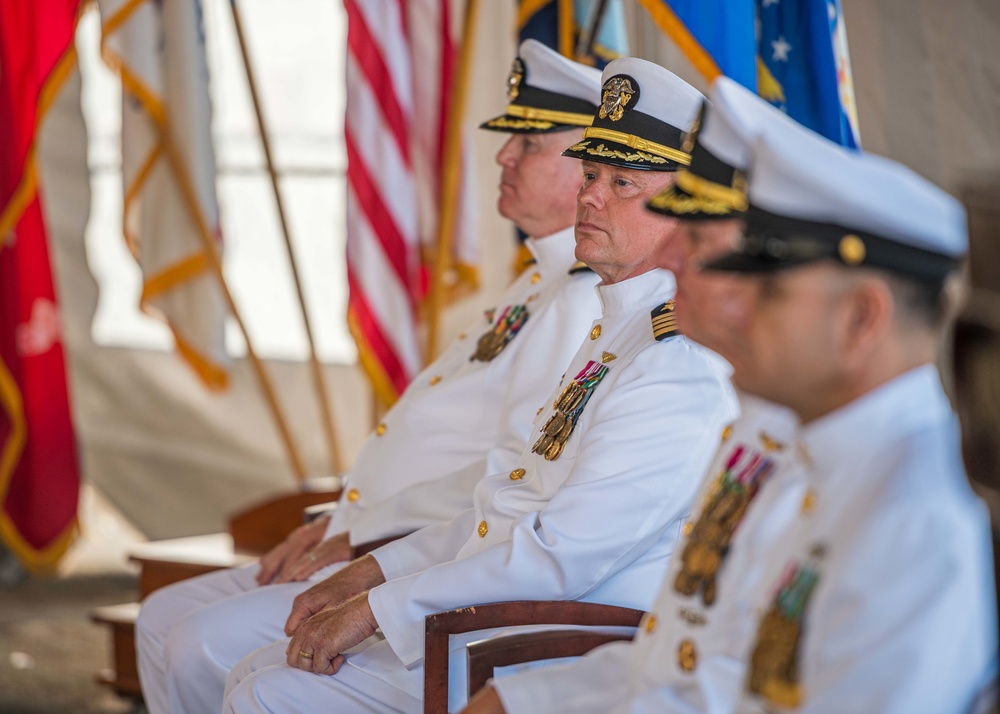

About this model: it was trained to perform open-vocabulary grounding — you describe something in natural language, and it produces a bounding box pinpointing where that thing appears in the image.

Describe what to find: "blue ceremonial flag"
[633,0,757,89]
[517,0,628,68]
[757,0,860,147]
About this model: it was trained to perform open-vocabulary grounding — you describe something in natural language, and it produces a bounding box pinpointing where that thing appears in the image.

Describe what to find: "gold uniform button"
[530,271,541,284]
[721,425,734,442]
[644,614,657,633]
[477,520,488,538]
[429,375,442,386]
[682,521,693,537]
[346,488,360,503]
[375,423,387,436]
[801,489,817,515]
[509,468,526,481]
[590,325,602,340]
[678,638,697,672]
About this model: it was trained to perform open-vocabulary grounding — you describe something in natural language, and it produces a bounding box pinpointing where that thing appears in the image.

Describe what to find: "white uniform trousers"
[136,562,346,714]
[224,639,422,714]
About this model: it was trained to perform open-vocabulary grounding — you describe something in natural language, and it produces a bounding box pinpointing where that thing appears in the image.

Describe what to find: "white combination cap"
[648,77,805,220]
[562,56,704,171]
[481,39,602,134]
[706,118,967,283]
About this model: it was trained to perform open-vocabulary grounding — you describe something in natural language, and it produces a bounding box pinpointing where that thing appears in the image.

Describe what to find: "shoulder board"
[568,261,594,275]
[651,299,680,341]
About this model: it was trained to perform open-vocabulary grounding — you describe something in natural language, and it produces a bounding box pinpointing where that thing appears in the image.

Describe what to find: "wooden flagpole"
[425,0,480,362]
[227,0,343,474]
[160,132,308,483]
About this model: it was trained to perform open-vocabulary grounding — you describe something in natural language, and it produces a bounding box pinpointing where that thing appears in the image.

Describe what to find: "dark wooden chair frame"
[422,601,643,714]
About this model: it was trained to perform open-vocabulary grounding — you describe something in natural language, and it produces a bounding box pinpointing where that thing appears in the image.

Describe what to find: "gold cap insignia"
[598,76,636,122]
[838,234,866,266]
[507,58,525,102]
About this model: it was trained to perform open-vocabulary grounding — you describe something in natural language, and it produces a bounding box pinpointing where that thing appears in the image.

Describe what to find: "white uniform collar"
[594,267,676,318]
[800,363,950,474]
[525,226,578,273]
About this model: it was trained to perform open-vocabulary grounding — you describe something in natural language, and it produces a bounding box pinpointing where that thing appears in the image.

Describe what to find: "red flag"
[0,0,82,572]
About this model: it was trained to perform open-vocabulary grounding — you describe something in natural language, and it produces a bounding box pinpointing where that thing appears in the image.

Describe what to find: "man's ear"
[840,276,894,368]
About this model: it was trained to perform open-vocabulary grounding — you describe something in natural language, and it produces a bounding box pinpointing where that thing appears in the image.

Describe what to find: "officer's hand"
[285,592,377,675]
[461,685,508,714]
[284,554,386,636]
[275,532,353,584]
[256,515,332,586]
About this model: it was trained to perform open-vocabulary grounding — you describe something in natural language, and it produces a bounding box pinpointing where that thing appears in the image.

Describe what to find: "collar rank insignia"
[651,300,679,340]
[674,443,777,605]
[471,304,529,362]
[532,360,609,461]
[568,261,594,275]
[507,57,525,102]
[748,544,826,709]
[598,76,637,122]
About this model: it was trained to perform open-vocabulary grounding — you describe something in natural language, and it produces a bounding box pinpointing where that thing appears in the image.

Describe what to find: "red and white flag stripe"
[345,0,477,407]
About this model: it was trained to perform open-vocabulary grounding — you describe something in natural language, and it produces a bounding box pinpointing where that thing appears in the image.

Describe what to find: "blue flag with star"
[757,0,860,147]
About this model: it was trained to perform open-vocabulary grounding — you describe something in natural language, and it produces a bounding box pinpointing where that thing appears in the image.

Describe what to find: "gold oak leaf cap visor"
[704,117,966,284]
[480,39,602,135]
[561,56,704,171]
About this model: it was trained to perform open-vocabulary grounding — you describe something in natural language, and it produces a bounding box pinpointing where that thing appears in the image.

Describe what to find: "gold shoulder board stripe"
[568,261,593,274]
[651,300,680,341]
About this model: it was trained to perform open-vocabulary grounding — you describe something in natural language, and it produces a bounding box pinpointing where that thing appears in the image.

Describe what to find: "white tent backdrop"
[36,0,1000,540]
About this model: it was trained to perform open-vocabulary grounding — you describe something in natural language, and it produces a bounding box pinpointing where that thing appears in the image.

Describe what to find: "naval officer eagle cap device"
[647,76,802,221]
[480,38,602,134]
[561,56,704,171]
[705,116,966,283]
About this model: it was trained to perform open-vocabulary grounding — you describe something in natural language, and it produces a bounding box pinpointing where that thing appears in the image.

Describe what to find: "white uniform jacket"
[494,396,804,714]
[327,227,601,541]
[361,268,739,693]
[498,366,998,714]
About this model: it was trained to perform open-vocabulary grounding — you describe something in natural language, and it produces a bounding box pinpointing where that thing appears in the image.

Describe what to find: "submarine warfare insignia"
[748,545,825,709]
[674,442,777,606]
[531,360,609,461]
[471,305,529,362]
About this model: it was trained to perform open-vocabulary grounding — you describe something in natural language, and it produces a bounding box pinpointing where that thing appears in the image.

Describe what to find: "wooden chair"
[92,487,340,701]
[422,600,644,714]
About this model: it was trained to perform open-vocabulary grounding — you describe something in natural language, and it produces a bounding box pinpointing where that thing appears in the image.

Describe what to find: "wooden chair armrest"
[423,601,644,714]
[466,628,636,698]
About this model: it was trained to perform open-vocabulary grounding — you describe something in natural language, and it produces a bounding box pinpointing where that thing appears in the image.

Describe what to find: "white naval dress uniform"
[223,267,740,713]
[494,365,998,714]
[134,227,602,714]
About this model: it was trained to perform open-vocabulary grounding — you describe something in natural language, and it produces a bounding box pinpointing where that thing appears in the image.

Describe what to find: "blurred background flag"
[0,0,83,571]
[346,0,478,405]
[344,0,424,407]
[98,0,230,390]
[517,0,629,67]
[756,0,860,147]
[634,0,757,87]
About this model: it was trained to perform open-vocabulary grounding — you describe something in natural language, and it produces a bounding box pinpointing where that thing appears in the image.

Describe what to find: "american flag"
[345,0,477,408]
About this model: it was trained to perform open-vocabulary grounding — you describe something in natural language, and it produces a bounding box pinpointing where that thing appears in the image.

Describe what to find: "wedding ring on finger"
[298,650,314,660]
[308,552,317,562]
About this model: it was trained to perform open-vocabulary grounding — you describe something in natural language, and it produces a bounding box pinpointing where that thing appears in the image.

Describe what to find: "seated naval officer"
[469,85,998,714]
[134,40,607,714]
[462,76,809,714]
[222,57,738,714]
